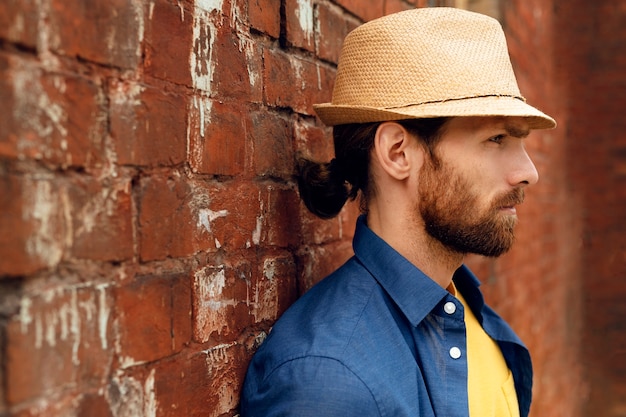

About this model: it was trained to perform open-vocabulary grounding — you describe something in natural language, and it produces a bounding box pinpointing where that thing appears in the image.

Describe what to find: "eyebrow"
[505,124,530,138]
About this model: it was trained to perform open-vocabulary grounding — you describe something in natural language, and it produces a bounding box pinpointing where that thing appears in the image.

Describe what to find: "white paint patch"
[12,62,68,154]
[177,1,184,21]
[190,8,219,93]
[193,265,239,343]
[251,191,264,246]
[197,208,228,233]
[23,179,63,268]
[97,285,110,349]
[203,341,236,362]
[251,216,263,246]
[108,369,157,417]
[143,369,157,417]
[290,56,306,90]
[195,266,226,308]
[19,297,33,334]
[252,258,280,322]
[191,95,212,139]
[111,81,144,107]
[188,186,228,238]
[295,0,314,43]
[17,287,84,367]
[316,63,322,90]
[195,0,224,12]
[263,258,277,281]
[132,0,146,59]
[36,0,61,69]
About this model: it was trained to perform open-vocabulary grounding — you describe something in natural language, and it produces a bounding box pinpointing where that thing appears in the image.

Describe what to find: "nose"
[509,148,539,187]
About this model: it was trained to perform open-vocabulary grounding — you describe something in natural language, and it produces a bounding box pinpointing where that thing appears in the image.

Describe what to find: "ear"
[373,122,425,180]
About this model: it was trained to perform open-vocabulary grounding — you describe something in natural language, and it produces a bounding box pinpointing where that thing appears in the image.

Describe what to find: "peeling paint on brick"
[108,369,157,417]
[295,0,314,43]
[97,285,110,350]
[195,265,226,310]
[196,0,224,13]
[190,6,219,93]
[23,179,64,268]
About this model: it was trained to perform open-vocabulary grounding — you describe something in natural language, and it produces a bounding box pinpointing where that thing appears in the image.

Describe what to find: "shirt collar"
[352,215,482,326]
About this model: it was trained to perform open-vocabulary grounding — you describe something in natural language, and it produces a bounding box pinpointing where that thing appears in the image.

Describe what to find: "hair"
[297,117,449,219]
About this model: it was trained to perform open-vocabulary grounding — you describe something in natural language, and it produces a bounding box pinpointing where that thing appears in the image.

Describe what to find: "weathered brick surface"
[48,0,144,69]
[0,1,620,416]
[0,0,39,49]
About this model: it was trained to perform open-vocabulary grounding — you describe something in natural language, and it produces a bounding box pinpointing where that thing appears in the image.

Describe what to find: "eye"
[488,134,506,144]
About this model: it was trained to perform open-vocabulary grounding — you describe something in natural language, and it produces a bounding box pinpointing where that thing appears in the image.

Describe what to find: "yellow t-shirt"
[452,284,520,417]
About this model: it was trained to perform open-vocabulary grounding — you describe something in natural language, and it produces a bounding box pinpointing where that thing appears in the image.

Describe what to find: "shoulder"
[241,258,385,415]
[241,355,380,417]
[251,257,380,369]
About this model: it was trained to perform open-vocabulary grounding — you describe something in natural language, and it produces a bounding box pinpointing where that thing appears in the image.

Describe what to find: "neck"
[366,205,464,289]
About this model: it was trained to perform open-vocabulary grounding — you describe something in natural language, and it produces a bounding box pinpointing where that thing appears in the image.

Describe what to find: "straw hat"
[313,7,556,129]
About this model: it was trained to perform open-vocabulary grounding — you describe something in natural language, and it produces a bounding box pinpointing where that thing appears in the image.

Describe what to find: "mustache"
[494,188,525,208]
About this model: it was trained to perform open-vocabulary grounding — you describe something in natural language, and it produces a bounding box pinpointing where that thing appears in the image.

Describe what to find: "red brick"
[187,99,249,176]
[253,254,299,322]
[137,175,199,261]
[144,0,193,85]
[48,0,143,69]
[152,344,257,417]
[248,111,293,179]
[333,0,384,21]
[263,48,334,115]
[106,366,157,417]
[205,181,265,250]
[66,176,133,262]
[114,272,191,365]
[297,239,354,293]
[210,24,263,102]
[316,2,357,64]
[8,395,80,417]
[285,0,315,51]
[300,199,360,246]
[109,81,187,167]
[76,393,114,417]
[293,117,334,161]
[0,174,66,276]
[191,252,297,343]
[248,0,281,38]
[383,0,415,14]
[5,285,111,405]
[256,186,301,248]
[75,285,114,389]
[0,0,39,48]
[192,260,254,343]
[151,353,213,416]
[0,53,105,168]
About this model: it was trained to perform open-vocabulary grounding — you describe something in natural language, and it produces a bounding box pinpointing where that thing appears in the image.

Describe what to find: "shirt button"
[443,302,456,315]
[449,347,462,359]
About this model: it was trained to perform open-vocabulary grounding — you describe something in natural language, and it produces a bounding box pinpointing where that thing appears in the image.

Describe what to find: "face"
[416,116,538,257]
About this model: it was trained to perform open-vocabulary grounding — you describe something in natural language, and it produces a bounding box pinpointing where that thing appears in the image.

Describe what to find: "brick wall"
[0,0,621,416]
[548,1,626,416]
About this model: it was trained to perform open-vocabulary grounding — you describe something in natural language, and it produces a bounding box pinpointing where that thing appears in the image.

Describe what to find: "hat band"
[374,94,527,111]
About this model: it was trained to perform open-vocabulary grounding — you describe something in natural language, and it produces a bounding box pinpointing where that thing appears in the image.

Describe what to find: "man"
[241,7,555,417]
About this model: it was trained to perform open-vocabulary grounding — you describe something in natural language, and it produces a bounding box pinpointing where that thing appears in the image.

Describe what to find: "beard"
[418,157,525,257]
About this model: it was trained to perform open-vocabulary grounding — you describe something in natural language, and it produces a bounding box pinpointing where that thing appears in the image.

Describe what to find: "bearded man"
[241,7,555,417]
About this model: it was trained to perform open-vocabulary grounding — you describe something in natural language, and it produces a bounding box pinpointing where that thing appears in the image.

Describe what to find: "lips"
[496,188,525,212]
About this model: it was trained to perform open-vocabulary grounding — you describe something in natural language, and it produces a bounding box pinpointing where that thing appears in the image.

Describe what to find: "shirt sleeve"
[241,355,380,417]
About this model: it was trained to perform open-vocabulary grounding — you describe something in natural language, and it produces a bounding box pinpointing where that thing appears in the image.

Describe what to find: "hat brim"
[313,95,556,130]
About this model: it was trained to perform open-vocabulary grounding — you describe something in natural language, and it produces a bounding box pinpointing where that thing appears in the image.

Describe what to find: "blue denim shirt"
[241,216,532,417]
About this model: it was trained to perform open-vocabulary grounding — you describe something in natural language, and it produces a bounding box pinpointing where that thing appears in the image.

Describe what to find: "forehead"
[442,116,531,139]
